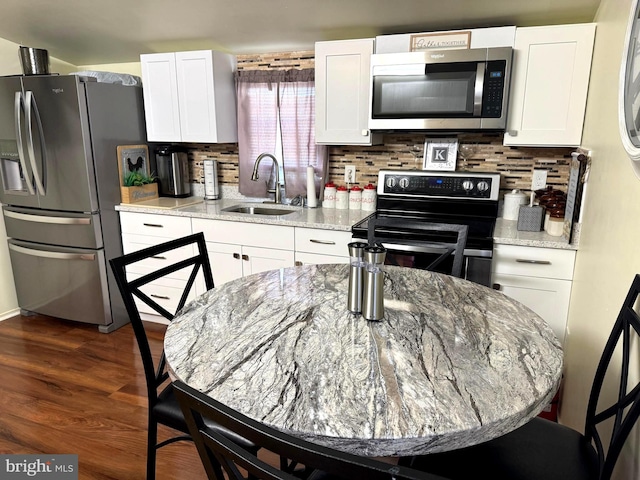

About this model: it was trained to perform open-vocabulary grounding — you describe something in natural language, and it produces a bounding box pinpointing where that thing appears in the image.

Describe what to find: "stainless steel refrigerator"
[0,74,146,332]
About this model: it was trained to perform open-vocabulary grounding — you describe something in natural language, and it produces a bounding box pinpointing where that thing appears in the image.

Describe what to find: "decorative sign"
[410,31,471,51]
[116,144,150,184]
[423,137,458,171]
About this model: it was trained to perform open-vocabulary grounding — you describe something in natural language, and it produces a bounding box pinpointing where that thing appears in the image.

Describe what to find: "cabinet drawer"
[493,245,576,280]
[125,272,196,317]
[192,218,294,250]
[122,235,195,279]
[120,212,191,239]
[294,228,352,257]
[295,251,350,266]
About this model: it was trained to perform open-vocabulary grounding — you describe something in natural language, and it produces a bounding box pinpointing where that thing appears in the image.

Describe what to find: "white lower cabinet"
[492,244,576,345]
[192,218,295,285]
[294,228,352,265]
[119,212,197,322]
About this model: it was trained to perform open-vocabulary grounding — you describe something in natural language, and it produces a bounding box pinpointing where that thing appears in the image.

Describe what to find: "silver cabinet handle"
[150,255,166,260]
[150,294,170,300]
[143,223,164,228]
[515,259,552,265]
[9,243,95,261]
[5,210,91,225]
[14,91,34,195]
[309,239,336,245]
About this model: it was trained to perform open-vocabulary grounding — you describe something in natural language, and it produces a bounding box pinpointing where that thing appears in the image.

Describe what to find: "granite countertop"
[116,197,371,232]
[165,264,563,457]
[116,189,579,248]
[493,218,579,250]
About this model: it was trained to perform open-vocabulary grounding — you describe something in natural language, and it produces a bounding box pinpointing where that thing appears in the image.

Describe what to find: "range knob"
[462,180,474,191]
[386,177,397,188]
[399,177,410,189]
[476,180,490,192]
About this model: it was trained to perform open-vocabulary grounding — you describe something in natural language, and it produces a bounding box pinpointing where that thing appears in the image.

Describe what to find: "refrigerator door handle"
[13,91,35,195]
[4,209,91,225]
[24,91,47,196]
[9,243,96,261]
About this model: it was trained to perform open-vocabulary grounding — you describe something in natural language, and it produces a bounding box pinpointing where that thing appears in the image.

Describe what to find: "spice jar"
[323,182,337,208]
[335,185,349,209]
[361,184,377,211]
[349,185,362,210]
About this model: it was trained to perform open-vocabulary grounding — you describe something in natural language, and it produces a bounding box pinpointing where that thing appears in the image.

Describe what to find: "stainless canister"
[19,46,50,75]
[347,242,368,313]
[362,246,386,321]
[203,159,220,200]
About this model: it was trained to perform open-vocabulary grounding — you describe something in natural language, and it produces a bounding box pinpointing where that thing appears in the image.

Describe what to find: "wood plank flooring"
[0,314,208,479]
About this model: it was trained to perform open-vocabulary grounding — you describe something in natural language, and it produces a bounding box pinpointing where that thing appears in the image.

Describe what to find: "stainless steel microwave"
[369,47,513,131]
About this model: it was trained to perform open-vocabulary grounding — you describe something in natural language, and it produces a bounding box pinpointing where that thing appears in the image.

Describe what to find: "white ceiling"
[2,0,601,66]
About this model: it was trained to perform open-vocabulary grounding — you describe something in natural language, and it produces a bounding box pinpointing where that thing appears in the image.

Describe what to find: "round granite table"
[164,264,563,457]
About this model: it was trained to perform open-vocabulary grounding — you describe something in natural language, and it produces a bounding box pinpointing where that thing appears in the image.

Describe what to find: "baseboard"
[0,308,21,321]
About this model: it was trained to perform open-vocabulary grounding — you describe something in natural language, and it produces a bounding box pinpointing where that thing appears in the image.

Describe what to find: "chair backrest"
[367,216,468,278]
[584,274,640,480]
[174,380,450,480]
[109,232,214,408]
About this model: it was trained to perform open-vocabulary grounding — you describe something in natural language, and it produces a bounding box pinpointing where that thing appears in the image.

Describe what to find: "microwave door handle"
[24,91,46,196]
[13,92,35,195]
[474,63,485,116]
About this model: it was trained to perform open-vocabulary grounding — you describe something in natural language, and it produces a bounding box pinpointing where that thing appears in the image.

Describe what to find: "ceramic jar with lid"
[503,189,528,221]
[546,209,565,236]
[349,185,362,210]
[323,182,337,208]
[336,185,349,209]
[361,184,377,211]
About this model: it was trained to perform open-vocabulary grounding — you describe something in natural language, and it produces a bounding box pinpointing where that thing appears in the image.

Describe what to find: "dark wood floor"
[0,313,208,479]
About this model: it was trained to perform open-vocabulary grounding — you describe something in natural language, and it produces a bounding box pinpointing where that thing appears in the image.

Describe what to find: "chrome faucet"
[251,152,285,204]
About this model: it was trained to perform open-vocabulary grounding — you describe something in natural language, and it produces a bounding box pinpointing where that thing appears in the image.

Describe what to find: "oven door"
[371,242,493,287]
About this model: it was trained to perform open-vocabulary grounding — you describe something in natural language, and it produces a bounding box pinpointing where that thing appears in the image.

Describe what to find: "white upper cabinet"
[504,24,596,147]
[315,39,382,145]
[140,50,238,143]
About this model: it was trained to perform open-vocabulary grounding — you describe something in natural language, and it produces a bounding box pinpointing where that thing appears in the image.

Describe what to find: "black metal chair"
[109,232,255,480]
[173,379,451,480]
[406,274,640,480]
[367,216,468,278]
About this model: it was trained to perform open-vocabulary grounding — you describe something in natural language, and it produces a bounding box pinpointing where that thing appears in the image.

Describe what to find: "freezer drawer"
[3,206,103,248]
[8,239,111,325]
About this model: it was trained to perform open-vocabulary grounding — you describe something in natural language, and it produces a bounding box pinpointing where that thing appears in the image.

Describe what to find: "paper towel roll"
[306,165,317,207]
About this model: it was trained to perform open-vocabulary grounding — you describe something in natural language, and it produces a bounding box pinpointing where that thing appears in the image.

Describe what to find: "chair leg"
[147,420,157,480]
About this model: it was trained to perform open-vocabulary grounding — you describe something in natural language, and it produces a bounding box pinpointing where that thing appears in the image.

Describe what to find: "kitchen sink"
[221,205,297,216]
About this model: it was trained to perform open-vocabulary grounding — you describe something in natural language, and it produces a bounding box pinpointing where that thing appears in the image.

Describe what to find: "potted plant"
[121,171,159,204]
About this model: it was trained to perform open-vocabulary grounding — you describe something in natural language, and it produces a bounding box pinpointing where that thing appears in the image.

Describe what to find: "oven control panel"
[377,170,500,200]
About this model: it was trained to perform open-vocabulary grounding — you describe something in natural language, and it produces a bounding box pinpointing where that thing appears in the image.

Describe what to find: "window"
[235,69,327,199]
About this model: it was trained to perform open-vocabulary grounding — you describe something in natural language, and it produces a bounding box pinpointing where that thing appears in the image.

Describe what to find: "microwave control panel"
[377,170,500,201]
[481,60,507,118]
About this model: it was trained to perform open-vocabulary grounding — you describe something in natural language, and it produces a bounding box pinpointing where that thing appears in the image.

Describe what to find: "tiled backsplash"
[184,51,575,197]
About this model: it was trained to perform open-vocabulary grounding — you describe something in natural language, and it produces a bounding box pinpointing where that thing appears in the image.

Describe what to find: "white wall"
[560,0,640,477]
[0,37,77,319]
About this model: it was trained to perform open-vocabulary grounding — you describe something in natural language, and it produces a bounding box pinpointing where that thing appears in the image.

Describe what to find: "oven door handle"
[375,242,453,255]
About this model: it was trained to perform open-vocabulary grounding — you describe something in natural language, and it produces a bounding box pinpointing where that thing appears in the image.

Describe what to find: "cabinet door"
[175,50,219,143]
[315,39,381,145]
[493,273,571,345]
[205,241,244,286]
[504,24,596,146]
[242,246,295,276]
[140,53,182,142]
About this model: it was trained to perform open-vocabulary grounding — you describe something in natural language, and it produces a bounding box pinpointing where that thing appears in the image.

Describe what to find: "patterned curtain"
[235,69,327,199]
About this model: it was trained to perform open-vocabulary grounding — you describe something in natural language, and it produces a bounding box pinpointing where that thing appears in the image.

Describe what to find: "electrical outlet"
[531,169,547,190]
[344,165,356,184]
